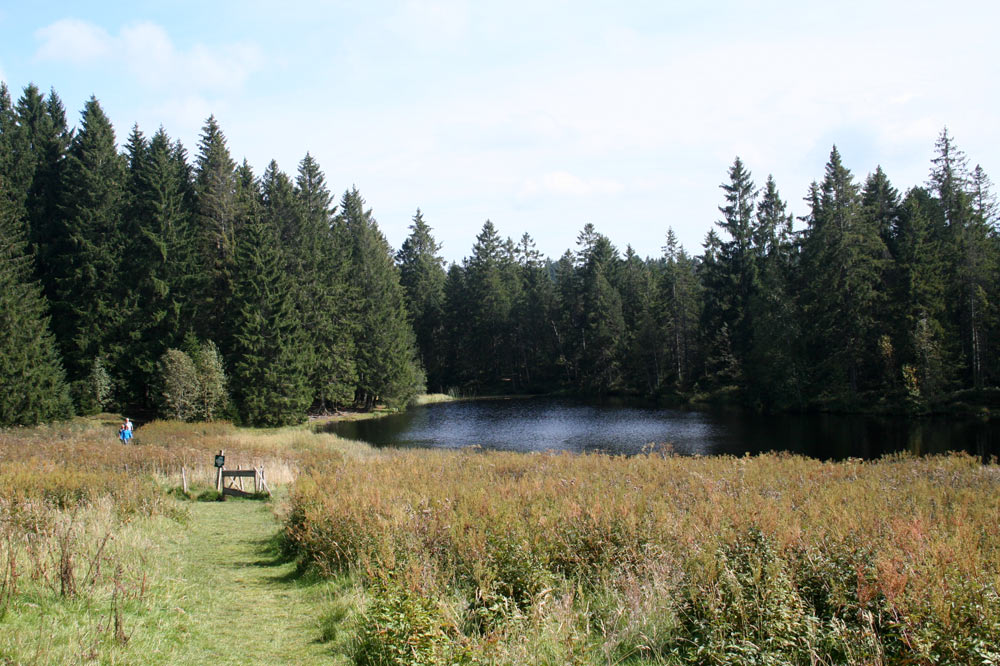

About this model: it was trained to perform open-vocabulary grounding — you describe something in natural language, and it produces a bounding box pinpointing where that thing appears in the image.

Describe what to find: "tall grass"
[284,450,1000,665]
[0,414,370,663]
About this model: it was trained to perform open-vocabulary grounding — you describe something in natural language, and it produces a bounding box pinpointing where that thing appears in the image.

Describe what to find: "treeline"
[1,82,998,427]
[1,84,421,426]
[410,144,1000,412]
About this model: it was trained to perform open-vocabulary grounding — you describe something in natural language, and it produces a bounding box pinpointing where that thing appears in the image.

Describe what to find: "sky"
[1,1,998,263]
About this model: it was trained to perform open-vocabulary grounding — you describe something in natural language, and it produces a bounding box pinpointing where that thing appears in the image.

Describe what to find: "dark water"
[326,397,1000,460]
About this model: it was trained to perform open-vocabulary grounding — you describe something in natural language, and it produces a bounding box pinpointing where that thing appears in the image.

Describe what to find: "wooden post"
[237,464,244,492]
[181,466,188,494]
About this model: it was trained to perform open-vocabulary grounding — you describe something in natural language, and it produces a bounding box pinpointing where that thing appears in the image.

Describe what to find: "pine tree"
[929,130,994,388]
[658,230,703,393]
[396,209,446,391]
[228,167,311,426]
[193,116,238,342]
[5,86,73,288]
[463,221,515,388]
[892,187,952,398]
[293,153,357,409]
[615,245,657,393]
[119,126,198,405]
[339,188,423,408]
[746,177,802,408]
[48,97,128,404]
[800,146,888,398]
[0,176,73,425]
[510,233,559,390]
[575,224,624,393]
[714,157,759,364]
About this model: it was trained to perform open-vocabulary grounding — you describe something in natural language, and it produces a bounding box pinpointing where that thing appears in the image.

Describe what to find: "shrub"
[158,349,199,421]
[158,341,229,421]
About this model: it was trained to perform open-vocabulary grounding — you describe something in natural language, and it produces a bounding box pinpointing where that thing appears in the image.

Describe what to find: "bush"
[158,341,229,421]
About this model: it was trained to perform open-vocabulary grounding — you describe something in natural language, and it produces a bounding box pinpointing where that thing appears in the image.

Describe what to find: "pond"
[326,397,1000,460]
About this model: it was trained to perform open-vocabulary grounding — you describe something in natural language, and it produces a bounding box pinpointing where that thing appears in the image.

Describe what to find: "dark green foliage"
[120,126,198,405]
[575,224,624,393]
[228,166,311,426]
[4,81,998,418]
[397,209,447,391]
[339,188,423,408]
[47,97,128,404]
[0,178,73,425]
[800,147,888,399]
[192,116,239,346]
[293,153,357,409]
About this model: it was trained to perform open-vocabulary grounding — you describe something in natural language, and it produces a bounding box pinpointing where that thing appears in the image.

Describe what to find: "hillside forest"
[1,83,999,427]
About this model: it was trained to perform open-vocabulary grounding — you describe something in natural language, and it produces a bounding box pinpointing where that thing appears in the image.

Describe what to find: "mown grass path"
[156,498,332,665]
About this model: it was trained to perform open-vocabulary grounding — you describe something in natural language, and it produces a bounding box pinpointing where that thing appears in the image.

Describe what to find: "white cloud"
[35,18,113,63]
[34,19,262,94]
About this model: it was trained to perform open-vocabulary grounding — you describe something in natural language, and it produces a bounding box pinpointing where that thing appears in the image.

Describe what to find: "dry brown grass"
[285,450,1000,664]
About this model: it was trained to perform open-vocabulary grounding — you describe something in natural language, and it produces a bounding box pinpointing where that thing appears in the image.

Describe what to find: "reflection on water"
[325,397,1000,460]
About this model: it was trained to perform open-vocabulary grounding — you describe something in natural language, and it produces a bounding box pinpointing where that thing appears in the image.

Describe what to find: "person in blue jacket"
[119,420,132,444]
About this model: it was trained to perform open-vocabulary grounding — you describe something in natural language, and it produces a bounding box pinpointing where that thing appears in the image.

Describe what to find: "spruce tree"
[746,177,801,408]
[463,221,515,388]
[293,153,357,409]
[510,233,559,391]
[0,177,73,425]
[929,130,994,388]
[120,126,198,405]
[228,166,311,426]
[658,230,703,393]
[397,209,447,391]
[800,146,888,398]
[339,188,423,408]
[193,116,239,342]
[48,97,128,404]
[575,224,624,394]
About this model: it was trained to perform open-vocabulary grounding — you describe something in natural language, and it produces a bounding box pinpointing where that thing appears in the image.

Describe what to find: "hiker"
[125,417,133,433]
[119,421,132,444]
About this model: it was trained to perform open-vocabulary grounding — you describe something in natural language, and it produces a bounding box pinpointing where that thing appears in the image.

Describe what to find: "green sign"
[214,454,225,468]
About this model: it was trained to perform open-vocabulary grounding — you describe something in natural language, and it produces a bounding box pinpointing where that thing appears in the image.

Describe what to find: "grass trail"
[157,498,332,665]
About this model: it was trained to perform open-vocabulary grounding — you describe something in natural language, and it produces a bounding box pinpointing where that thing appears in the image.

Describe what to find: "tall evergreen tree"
[658,230,703,393]
[510,233,559,390]
[120,126,198,405]
[463,221,515,388]
[746,177,801,408]
[397,209,446,391]
[48,97,128,403]
[193,115,239,342]
[929,130,994,388]
[339,188,423,408]
[0,152,73,425]
[575,223,624,393]
[228,165,311,425]
[800,147,888,398]
[293,153,357,409]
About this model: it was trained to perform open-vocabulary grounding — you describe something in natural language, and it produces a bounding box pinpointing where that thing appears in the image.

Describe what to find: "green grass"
[0,416,365,665]
[0,494,350,665]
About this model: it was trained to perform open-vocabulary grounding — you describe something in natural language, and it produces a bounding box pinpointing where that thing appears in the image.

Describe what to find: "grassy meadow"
[285,450,1000,665]
[2,410,999,664]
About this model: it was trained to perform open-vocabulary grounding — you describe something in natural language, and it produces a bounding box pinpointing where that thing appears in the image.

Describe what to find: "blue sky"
[2,1,997,262]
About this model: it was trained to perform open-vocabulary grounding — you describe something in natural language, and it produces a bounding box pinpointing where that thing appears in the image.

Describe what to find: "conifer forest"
[2,82,999,427]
